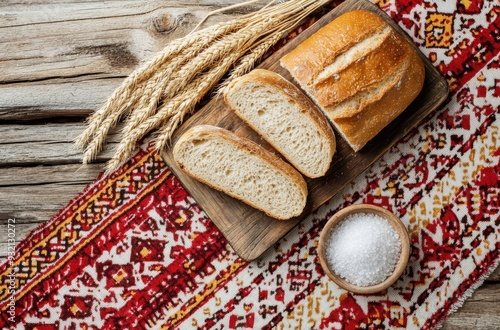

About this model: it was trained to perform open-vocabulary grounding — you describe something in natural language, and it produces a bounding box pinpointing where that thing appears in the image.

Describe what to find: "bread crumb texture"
[173,126,307,219]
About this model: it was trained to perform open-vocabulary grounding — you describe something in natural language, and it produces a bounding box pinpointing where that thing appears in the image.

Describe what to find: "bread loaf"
[280,10,425,151]
[173,125,308,220]
[224,69,336,178]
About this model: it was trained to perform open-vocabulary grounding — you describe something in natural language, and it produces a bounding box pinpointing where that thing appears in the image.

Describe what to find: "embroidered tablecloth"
[1,0,499,328]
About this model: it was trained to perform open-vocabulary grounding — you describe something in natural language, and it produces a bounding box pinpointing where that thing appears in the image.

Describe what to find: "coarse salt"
[325,212,401,287]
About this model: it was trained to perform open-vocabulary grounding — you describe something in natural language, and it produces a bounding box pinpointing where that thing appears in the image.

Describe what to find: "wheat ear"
[122,19,250,130]
[79,20,248,163]
[76,19,245,152]
[217,30,283,96]
[103,17,282,166]
[106,52,239,171]
[154,55,241,152]
[79,0,331,166]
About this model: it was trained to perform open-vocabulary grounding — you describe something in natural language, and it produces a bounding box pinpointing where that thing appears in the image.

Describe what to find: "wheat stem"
[106,53,240,172]
[217,30,283,96]
[76,19,245,151]
[154,55,238,151]
[80,20,250,163]
[189,0,275,34]
[79,0,331,167]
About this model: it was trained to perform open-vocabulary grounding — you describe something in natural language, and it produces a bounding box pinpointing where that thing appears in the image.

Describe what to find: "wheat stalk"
[85,18,275,164]
[154,54,241,152]
[106,53,240,172]
[217,30,284,96]
[79,20,249,163]
[123,18,252,126]
[77,0,330,168]
[117,21,278,163]
[76,19,246,151]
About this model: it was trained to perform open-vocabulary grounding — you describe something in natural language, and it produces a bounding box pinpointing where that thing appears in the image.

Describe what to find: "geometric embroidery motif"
[60,295,95,320]
[96,261,135,288]
[130,237,166,262]
[425,12,454,48]
[457,0,484,14]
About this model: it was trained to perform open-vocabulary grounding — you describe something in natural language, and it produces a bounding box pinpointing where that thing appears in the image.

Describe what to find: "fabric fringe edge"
[435,256,500,329]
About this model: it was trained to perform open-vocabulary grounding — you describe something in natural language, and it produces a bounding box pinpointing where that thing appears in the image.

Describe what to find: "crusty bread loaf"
[224,69,336,178]
[173,125,308,220]
[280,10,425,151]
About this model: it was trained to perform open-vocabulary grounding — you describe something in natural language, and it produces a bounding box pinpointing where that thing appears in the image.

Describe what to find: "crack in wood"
[0,72,120,86]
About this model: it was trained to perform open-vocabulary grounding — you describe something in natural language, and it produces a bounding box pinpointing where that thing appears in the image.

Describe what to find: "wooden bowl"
[318,204,410,294]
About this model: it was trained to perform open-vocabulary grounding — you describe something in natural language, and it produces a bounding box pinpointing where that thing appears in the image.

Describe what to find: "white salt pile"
[325,213,401,287]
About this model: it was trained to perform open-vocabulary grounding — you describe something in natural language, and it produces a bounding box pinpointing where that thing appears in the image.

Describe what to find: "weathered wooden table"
[0,1,498,328]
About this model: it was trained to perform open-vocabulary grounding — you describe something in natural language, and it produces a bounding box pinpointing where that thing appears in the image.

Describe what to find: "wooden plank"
[0,1,249,82]
[160,0,449,261]
[0,0,259,120]
[442,283,500,329]
[0,183,87,221]
[0,122,121,166]
[0,163,103,186]
[488,266,500,281]
[0,1,262,29]
[0,163,103,258]
[0,79,121,120]
[0,172,94,221]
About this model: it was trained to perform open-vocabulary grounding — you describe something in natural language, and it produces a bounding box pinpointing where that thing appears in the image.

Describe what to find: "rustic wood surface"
[0,1,497,328]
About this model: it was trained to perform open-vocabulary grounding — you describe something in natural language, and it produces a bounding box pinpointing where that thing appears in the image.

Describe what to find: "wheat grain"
[103,16,282,165]
[217,30,284,96]
[80,20,249,163]
[105,53,240,172]
[78,0,331,167]
[155,54,241,152]
[123,19,252,129]
[161,18,273,101]
[76,19,246,151]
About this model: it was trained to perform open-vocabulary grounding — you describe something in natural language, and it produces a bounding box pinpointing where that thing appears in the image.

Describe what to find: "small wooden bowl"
[318,204,410,294]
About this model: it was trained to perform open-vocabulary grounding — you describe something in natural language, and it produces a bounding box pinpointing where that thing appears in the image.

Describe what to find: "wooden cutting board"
[160,0,449,261]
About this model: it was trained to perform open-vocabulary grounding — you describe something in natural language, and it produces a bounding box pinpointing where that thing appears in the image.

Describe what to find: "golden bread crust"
[280,10,387,86]
[280,10,425,151]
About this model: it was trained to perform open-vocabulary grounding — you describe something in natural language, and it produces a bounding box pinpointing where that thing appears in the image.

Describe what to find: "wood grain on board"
[160,0,449,261]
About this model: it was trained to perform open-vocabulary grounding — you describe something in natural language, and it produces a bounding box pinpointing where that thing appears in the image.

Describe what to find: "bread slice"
[173,125,308,220]
[224,69,336,178]
[280,10,425,151]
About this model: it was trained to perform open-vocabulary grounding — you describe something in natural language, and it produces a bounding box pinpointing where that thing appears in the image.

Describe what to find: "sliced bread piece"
[224,69,336,178]
[173,125,308,220]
